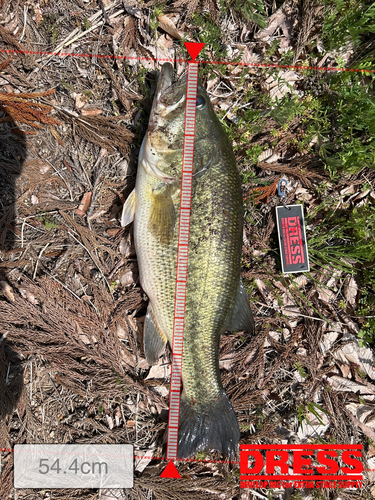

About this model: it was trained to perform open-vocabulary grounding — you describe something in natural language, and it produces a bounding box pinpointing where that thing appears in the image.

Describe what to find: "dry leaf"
[345,402,375,427]
[76,192,92,217]
[106,414,114,430]
[332,332,375,380]
[80,108,103,116]
[157,14,183,40]
[346,410,375,443]
[156,33,174,50]
[134,444,156,473]
[120,270,135,287]
[241,46,261,65]
[145,363,170,380]
[0,281,15,302]
[18,288,39,305]
[344,275,358,307]
[75,93,89,110]
[39,163,51,174]
[106,228,121,236]
[325,375,375,395]
[317,276,337,304]
[261,71,302,101]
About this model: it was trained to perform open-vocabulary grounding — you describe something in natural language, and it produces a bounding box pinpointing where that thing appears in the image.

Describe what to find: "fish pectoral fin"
[223,279,255,333]
[148,183,175,245]
[121,188,136,227]
[143,304,168,365]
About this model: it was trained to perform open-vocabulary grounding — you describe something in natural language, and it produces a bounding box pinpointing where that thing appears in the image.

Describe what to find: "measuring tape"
[166,61,199,462]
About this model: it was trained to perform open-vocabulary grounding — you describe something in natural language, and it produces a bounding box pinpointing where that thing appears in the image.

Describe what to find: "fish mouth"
[148,63,187,129]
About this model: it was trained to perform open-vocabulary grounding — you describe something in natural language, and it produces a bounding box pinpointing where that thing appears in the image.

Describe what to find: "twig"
[19,6,28,42]
[67,231,113,296]
[35,3,123,65]
[254,301,348,325]
[32,147,74,202]
[33,242,49,280]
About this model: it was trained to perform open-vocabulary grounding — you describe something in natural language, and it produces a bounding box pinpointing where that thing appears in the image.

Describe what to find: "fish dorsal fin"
[121,188,136,227]
[143,304,168,365]
[148,182,176,245]
[223,279,254,333]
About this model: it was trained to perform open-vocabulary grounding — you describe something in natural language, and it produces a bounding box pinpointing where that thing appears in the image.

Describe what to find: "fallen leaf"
[106,414,114,430]
[80,108,103,116]
[75,192,92,217]
[75,93,88,110]
[157,14,183,40]
[325,375,375,395]
[156,33,173,50]
[146,363,170,380]
[39,163,51,174]
[241,46,261,65]
[261,71,302,101]
[0,281,15,302]
[346,410,375,443]
[344,275,358,307]
[19,288,39,305]
[106,228,121,236]
[120,270,135,287]
[134,444,156,473]
[317,276,337,303]
[345,402,375,427]
[332,332,375,380]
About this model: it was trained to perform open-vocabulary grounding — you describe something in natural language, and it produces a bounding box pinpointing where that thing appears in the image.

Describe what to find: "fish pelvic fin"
[148,183,176,245]
[223,278,254,333]
[164,392,240,459]
[121,188,136,227]
[143,304,167,365]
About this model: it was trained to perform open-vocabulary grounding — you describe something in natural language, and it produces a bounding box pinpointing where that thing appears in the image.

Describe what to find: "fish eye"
[196,95,206,109]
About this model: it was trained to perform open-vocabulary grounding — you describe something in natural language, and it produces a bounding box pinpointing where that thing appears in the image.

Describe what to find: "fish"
[121,62,254,458]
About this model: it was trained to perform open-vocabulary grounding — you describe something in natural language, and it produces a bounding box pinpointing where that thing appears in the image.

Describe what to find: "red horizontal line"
[241,444,363,449]
[1,48,374,73]
[240,475,363,480]
[1,448,374,469]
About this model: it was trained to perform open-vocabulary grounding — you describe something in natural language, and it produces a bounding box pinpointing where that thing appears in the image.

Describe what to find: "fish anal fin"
[148,183,175,245]
[143,304,167,365]
[121,188,136,227]
[224,279,254,333]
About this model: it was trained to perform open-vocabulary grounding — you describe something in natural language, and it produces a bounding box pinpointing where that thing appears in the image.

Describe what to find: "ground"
[0,0,375,499]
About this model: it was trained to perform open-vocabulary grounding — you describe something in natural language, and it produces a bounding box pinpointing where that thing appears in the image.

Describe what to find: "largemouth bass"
[122,63,254,458]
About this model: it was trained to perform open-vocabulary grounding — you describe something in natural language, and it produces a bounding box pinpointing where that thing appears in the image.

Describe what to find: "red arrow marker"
[160,460,181,479]
[184,42,205,61]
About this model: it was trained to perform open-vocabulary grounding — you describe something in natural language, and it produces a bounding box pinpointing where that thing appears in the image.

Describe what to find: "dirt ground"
[0,1,375,499]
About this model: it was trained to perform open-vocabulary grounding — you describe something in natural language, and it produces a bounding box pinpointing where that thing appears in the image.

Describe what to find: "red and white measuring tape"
[166,61,199,461]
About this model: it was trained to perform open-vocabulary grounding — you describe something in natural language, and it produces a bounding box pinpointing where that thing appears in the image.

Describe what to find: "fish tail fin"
[165,392,240,459]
